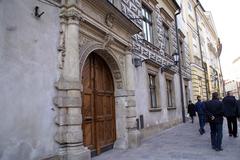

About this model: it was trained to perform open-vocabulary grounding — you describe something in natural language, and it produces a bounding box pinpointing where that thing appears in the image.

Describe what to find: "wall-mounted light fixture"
[34,6,45,18]
[161,52,179,73]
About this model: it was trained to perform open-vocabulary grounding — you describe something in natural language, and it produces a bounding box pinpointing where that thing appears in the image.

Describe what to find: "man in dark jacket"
[237,98,240,117]
[237,98,240,123]
[195,96,206,135]
[223,91,238,137]
[205,92,224,151]
[188,100,196,123]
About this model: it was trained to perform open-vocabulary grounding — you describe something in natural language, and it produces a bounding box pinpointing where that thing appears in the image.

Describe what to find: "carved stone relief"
[103,33,115,49]
[58,19,66,69]
[105,13,115,28]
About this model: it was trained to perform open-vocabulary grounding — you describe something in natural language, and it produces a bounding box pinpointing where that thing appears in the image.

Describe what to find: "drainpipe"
[175,8,185,123]
[194,2,209,100]
[218,58,225,97]
[217,39,225,97]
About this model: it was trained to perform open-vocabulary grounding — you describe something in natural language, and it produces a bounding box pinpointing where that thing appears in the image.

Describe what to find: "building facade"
[0,0,216,160]
[225,80,240,99]
[232,57,240,82]
[224,57,240,99]
[179,0,223,101]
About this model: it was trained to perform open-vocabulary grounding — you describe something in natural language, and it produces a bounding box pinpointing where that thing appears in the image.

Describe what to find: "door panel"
[82,53,116,155]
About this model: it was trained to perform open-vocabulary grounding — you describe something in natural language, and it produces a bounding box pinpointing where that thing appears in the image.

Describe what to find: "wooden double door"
[82,53,116,155]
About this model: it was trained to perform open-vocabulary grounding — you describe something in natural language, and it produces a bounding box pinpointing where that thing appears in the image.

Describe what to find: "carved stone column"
[54,4,90,160]
[125,53,141,148]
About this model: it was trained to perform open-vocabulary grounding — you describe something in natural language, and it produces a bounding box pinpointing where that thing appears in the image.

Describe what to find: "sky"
[200,0,240,80]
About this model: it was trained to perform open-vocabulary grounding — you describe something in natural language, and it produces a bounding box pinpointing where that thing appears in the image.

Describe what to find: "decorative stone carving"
[116,81,123,89]
[103,33,114,49]
[79,35,90,47]
[105,13,115,28]
[60,6,83,24]
[113,71,121,80]
[58,19,66,69]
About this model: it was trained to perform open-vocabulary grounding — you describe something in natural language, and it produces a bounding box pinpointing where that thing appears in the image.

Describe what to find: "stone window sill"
[142,39,160,51]
[149,108,162,112]
[167,107,176,110]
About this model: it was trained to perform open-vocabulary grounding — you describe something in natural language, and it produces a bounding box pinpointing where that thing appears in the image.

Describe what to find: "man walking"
[205,92,224,151]
[237,98,240,118]
[223,91,238,137]
[195,96,206,135]
[187,100,196,123]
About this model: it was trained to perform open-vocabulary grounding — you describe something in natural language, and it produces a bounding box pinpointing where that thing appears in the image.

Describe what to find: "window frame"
[165,73,176,110]
[107,0,114,3]
[142,4,153,43]
[146,62,162,112]
[188,2,192,12]
[179,40,185,67]
[198,76,203,97]
[166,79,173,108]
[163,22,171,56]
[149,74,158,108]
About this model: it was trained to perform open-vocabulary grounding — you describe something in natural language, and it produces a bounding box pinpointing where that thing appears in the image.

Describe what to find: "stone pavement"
[93,119,240,160]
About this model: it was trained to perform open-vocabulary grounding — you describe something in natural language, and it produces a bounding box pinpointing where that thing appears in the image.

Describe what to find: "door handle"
[85,117,93,121]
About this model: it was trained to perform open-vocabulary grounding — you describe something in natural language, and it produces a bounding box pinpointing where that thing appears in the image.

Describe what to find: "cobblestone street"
[93,119,240,160]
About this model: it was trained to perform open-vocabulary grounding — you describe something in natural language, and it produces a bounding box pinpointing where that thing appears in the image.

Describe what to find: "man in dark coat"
[205,92,224,151]
[188,100,196,123]
[222,91,238,137]
[195,96,206,135]
[237,98,240,117]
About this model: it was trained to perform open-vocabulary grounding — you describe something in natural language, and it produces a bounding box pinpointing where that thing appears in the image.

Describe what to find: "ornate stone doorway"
[82,52,116,155]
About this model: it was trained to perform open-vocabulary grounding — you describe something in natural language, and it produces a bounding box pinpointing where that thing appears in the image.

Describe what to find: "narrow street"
[93,119,240,160]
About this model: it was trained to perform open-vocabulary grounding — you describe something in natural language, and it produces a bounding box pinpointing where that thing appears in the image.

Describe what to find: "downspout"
[217,39,225,97]
[175,8,185,123]
[218,58,225,97]
[194,2,209,100]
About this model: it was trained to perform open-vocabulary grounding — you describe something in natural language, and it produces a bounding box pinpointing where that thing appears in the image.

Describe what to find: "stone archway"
[82,52,116,155]
[79,43,124,91]
[79,44,129,151]
[54,2,140,158]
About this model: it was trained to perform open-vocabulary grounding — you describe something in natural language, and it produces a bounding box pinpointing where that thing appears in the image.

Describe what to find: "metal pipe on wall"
[174,8,186,123]
[194,1,209,100]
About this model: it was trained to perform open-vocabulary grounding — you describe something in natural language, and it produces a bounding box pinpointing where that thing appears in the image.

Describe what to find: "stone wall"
[0,0,60,159]
[120,0,190,135]
[140,118,182,139]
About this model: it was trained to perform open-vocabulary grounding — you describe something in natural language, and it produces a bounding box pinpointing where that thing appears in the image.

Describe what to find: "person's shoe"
[199,129,203,135]
[229,134,233,137]
[215,148,223,151]
[212,146,216,150]
[233,135,238,138]
[203,129,205,133]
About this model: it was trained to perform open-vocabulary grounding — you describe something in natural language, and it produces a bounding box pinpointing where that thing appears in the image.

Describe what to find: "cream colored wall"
[180,0,207,100]
[179,0,223,100]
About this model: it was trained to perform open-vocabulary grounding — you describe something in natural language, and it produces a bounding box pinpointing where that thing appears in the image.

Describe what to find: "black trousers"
[226,116,238,136]
[209,122,223,149]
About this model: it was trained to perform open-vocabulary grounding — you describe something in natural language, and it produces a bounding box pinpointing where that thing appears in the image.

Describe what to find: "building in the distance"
[179,0,223,101]
[225,80,240,99]
[224,57,240,99]
[232,57,240,81]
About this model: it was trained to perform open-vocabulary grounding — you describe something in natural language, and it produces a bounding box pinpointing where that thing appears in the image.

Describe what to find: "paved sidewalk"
[93,119,240,160]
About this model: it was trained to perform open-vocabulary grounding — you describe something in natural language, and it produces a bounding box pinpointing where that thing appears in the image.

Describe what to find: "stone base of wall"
[41,155,59,160]
[42,146,90,160]
[140,118,182,140]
